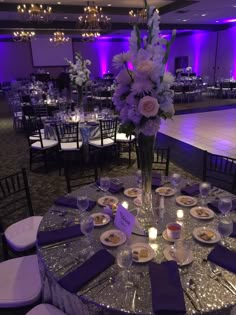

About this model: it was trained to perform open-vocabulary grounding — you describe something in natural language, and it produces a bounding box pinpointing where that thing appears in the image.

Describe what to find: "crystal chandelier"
[13,30,35,42]
[17,4,52,22]
[49,32,70,45]
[78,1,111,39]
[129,7,158,25]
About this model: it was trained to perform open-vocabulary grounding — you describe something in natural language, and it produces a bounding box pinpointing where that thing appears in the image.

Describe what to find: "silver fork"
[188,278,204,308]
[210,264,236,294]
[131,273,141,312]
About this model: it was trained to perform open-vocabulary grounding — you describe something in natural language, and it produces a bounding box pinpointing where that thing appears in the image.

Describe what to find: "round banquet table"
[37,175,236,315]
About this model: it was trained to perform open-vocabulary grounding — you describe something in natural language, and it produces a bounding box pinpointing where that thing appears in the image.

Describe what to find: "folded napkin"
[37,224,83,246]
[181,183,199,196]
[152,172,162,189]
[54,196,96,211]
[208,244,236,273]
[149,261,186,315]
[58,249,115,293]
[207,199,236,214]
[96,179,124,193]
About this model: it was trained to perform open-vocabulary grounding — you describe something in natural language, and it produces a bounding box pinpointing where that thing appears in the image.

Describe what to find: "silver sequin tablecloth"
[37,175,236,315]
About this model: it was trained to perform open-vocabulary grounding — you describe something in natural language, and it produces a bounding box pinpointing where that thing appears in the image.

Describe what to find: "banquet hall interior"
[0,0,236,314]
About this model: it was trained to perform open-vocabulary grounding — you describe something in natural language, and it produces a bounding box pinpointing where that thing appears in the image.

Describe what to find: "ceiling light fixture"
[49,31,70,44]
[78,1,111,39]
[13,30,35,41]
[201,13,206,17]
[17,4,52,22]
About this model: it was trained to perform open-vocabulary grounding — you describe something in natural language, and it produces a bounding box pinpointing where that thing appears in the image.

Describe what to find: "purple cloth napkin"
[208,199,236,214]
[208,244,236,273]
[152,172,162,189]
[96,179,124,193]
[37,225,83,246]
[149,261,186,315]
[181,184,199,196]
[58,249,115,293]
[54,196,96,211]
[86,121,98,126]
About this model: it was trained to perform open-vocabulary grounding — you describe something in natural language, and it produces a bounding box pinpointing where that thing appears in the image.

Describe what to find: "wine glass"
[171,173,181,193]
[173,240,190,266]
[199,182,211,206]
[80,213,95,256]
[77,195,89,213]
[116,245,133,288]
[100,176,110,193]
[218,197,232,215]
[218,216,233,246]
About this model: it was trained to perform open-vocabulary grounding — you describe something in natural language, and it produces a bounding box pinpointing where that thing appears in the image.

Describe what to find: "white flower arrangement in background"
[112,0,176,136]
[66,52,91,87]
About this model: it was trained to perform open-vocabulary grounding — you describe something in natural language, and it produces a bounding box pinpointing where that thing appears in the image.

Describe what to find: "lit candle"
[121,201,129,209]
[176,209,184,220]
[148,227,158,242]
[150,243,158,251]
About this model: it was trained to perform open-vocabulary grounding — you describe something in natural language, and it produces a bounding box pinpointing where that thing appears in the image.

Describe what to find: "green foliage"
[119,122,135,137]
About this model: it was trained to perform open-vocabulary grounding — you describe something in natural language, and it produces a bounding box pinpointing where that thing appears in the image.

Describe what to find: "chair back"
[55,122,80,150]
[0,168,34,229]
[99,119,117,146]
[153,147,170,176]
[203,151,236,193]
[65,152,98,193]
[23,117,44,147]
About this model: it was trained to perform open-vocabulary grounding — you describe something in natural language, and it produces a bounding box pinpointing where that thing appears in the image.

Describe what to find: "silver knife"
[183,288,201,312]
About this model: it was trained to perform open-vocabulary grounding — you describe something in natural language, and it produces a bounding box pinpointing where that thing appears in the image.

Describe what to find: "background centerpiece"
[112,1,176,229]
[66,52,91,109]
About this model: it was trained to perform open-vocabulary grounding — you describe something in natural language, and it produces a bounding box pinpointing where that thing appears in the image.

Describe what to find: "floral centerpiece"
[112,0,175,228]
[66,52,91,107]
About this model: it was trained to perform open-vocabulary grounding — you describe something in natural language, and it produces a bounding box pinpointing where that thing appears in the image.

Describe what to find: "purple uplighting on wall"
[224,19,236,23]
[231,27,236,79]
[192,32,204,76]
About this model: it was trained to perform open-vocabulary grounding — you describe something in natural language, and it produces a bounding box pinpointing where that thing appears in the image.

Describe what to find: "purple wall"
[0,29,236,83]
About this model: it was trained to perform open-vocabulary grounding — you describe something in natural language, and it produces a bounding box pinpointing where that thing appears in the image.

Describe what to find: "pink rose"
[137,60,154,74]
[138,96,159,118]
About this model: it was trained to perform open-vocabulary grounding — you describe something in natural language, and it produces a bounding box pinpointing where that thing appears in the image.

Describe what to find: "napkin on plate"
[207,199,236,214]
[37,224,83,246]
[149,261,186,315]
[58,249,115,293]
[54,196,96,211]
[96,179,124,193]
[181,183,199,196]
[207,244,236,273]
[152,172,162,189]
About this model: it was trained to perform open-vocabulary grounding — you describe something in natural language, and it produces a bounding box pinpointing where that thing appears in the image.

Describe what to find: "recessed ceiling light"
[233,5,236,7]
[64,16,68,19]
[182,19,188,22]
[107,4,111,6]
[201,14,207,16]
[57,1,61,4]
[216,20,219,23]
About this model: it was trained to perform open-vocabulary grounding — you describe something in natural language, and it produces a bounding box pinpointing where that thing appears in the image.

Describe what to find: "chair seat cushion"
[5,216,43,252]
[0,255,41,307]
[60,141,83,151]
[89,138,114,147]
[26,303,66,315]
[31,139,58,149]
[116,133,135,142]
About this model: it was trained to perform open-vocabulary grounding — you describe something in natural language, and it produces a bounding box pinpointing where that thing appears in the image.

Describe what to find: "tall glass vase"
[77,86,84,110]
[137,132,156,231]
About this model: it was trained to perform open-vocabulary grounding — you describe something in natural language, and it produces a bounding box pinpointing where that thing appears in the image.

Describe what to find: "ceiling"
[0,0,236,37]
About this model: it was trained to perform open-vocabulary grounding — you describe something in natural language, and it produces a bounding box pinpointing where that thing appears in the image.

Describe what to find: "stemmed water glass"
[171,173,182,193]
[217,197,233,246]
[116,245,133,289]
[173,240,190,266]
[80,213,95,256]
[199,182,211,206]
[100,176,111,194]
[77,195,89,213]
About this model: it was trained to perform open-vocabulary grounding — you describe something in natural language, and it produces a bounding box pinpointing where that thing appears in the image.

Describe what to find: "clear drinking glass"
[80,213,94,254]
[173,240,190,266]
[116,245,133,288]
[77,195,89,212]
[100,176,110,193]
[218,217,233,245]
[171,173,181,192]
[199,182,211,206]
[218,197,232,215]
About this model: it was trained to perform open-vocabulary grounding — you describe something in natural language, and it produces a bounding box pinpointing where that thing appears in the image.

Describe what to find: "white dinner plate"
[162,229,185,242]
[192,227,221,244]
[133,197,142,207]
[190,206,215,220]
[100,229,127,247]
[176,195,198,207]
[131,243,155,263]
[124,188,142,198]
[91,213,111,227]
[163,246,193,266]
[155,187,176,197]
[97,196,119,207]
